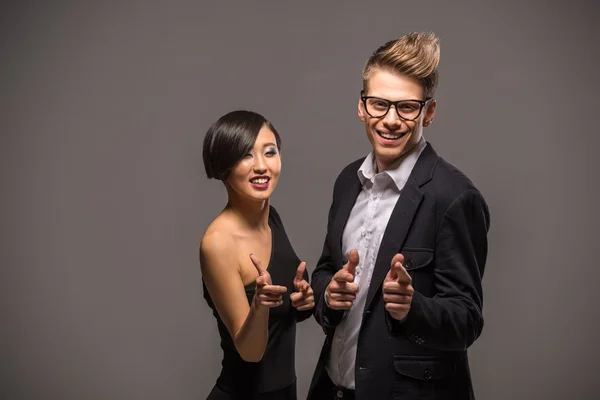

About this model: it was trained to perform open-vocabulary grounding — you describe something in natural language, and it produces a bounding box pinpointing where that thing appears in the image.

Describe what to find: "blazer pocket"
[392,356,456,399]
[402,250,433,271]
[401,250,434,291]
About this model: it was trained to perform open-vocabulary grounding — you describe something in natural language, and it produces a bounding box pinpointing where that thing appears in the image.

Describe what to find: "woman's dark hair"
[202,110,281,180]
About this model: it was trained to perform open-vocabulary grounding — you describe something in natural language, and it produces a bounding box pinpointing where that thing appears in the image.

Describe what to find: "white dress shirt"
[326,137,427,389]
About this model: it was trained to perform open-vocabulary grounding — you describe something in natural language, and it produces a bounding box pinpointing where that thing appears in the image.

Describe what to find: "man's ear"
[423,99,437,127]
[358,94,367,122]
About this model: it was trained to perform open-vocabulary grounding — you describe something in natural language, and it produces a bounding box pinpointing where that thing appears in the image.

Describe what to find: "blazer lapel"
[364,180,423,311]
[363,143,438,311]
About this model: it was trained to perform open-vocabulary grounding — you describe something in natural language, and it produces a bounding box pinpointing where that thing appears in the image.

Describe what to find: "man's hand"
[382,253,414,320]
[325,249,360,310]
[250,254,287,308]
[290,261,315,311]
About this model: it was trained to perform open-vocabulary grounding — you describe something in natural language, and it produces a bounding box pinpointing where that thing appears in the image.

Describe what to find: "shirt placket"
[367,180,382,279]
[337,183,377,382]
[343,181,381,382]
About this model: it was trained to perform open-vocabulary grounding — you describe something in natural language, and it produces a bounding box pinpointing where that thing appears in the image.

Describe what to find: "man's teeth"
[379,131,401,140]
[251,178,268,184]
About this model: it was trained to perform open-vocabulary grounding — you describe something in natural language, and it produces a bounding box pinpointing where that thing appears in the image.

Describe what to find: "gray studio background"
[1,1,598,399]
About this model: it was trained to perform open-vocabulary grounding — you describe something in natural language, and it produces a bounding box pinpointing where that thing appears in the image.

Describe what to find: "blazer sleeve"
[311,175,345,334]
[388,188,490,351]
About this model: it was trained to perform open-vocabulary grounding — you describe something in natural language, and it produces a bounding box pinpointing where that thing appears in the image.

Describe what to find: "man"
[308,32,490,400]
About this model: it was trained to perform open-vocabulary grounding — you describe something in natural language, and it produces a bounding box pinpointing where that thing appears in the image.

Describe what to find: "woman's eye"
[243,153,253,159]
[265,149,278,157]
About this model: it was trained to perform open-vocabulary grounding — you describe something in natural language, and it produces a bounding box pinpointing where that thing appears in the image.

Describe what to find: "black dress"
[203,206,312,400]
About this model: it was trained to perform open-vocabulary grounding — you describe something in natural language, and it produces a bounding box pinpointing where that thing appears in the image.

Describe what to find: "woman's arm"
[200,232,285,362]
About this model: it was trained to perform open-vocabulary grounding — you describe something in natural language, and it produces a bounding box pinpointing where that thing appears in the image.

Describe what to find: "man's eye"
[399,105,417,111]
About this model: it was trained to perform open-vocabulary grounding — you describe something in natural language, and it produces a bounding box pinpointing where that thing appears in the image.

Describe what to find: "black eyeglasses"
[361,90,432,121]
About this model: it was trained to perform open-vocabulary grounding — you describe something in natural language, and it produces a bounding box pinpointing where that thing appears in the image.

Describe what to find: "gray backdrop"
[1,1,599,399]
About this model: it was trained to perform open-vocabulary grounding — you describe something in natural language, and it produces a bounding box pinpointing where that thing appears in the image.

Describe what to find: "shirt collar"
[357,137,427,191]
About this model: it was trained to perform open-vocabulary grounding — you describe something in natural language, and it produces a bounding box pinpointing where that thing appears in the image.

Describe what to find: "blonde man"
[308,32,490,400]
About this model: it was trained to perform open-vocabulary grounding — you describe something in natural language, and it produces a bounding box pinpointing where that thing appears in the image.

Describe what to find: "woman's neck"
[225,195,270,231]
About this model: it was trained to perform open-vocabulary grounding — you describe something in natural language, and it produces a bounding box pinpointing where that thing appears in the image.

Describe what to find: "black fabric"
[206,381,297,400]
[310,371,356,400]
[308,143,490,400]
[203,206,310,399]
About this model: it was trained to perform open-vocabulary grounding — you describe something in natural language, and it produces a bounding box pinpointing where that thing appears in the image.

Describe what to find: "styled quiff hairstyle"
[362,32,440,98]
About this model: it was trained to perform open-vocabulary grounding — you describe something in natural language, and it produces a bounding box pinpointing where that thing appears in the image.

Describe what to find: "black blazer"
[308,143,490,400]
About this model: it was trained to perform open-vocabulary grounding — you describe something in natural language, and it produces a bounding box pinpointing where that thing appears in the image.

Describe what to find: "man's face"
[358,68,436,171]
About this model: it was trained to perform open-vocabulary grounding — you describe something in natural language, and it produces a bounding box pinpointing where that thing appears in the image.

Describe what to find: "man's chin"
[373,150,404,171]
[375,147,405,160]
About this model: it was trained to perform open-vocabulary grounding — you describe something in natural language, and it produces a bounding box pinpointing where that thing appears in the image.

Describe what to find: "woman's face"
[226,125,281,203]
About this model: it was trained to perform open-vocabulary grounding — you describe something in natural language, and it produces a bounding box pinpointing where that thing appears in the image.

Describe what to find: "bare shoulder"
[200,215,238,273]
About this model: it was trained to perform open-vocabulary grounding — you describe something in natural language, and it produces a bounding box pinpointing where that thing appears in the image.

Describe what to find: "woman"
[200,110,315,400]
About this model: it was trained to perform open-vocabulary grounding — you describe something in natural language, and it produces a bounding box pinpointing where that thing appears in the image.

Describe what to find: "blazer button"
[424,367,432,380]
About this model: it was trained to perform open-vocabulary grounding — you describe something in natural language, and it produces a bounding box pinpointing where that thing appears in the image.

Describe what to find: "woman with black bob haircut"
[200,110,314,399]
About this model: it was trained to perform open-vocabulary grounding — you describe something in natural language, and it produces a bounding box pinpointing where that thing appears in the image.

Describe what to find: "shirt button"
[356,266,361,275]
[361,230,367,237]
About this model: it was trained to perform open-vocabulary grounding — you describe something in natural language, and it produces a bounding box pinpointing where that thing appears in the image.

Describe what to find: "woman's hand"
[290,261,314,311]
[250,253,287,308]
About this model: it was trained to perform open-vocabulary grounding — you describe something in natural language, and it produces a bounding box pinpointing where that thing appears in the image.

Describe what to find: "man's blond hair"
[363,32,440,98]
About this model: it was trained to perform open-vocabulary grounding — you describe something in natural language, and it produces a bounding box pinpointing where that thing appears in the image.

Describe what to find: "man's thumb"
[345,249,359,276]
[389,253,405,280]
[389,261,401,280]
